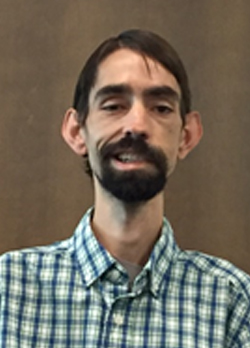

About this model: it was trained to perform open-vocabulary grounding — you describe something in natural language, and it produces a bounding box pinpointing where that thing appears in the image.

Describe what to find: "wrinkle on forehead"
[91,48,181,100]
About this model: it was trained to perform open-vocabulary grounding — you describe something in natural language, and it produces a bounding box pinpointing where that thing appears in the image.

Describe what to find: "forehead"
[90,48,181,98]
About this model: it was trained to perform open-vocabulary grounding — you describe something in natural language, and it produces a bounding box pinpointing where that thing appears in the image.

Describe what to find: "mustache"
[99,133,167,169]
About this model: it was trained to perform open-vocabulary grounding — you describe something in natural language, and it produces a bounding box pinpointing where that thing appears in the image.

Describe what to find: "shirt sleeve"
[0,256,3,345]
[226,281,250,347]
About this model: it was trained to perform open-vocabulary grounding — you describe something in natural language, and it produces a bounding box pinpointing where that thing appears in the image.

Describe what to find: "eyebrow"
[93,84,180,103]
[143,86,180,103]
[94,84,131,102]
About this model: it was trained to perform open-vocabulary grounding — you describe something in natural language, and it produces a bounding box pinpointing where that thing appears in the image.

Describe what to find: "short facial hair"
[94,132,168,203]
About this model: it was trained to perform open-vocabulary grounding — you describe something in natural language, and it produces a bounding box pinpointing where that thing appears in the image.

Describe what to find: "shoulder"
[178,250,250,303]
[0,239,71,263]
[181,250,250,291]
[0,238,75,292]
[173,250,250,346]
[163,216,250,300]
[0,209,93,294]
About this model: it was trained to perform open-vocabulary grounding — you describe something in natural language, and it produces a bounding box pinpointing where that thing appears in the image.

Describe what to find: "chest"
[1,274,228,348]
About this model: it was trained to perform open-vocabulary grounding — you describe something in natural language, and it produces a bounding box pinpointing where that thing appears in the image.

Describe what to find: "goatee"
[94,132,168,203]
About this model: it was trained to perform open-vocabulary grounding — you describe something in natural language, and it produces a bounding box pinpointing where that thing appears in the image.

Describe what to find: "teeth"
[118,153,141,163]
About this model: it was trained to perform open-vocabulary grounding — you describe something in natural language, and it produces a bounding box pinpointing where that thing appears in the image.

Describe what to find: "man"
[1,29,250,347]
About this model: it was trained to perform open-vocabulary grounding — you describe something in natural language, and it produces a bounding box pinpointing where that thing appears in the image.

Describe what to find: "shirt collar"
[72,208,181,294]
[72,208,115,287]
[145,217,181,296]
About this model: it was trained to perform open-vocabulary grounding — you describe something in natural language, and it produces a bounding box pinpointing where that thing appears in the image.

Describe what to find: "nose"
[122,102,150,140]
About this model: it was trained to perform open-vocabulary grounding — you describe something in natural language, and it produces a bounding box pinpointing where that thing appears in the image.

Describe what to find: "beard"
[93,132,168,203]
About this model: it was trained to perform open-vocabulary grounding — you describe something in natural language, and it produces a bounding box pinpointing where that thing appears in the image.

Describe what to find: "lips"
[115,152,144,163]
[99,132,165,171]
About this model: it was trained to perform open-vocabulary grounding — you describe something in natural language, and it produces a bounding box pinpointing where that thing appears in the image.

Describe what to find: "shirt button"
[113,313,124,326]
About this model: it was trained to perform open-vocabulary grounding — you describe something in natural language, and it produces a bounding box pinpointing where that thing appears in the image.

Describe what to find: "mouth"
[100,134,161,172]
[111,151,152,170]
[115,153,144,163]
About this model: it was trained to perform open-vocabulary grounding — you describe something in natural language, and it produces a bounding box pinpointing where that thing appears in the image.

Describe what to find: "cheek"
[166,155,178,176]
[82,130,99,168]
[86,120,120,152]
[159,127,183,173]
[83,129,113,173]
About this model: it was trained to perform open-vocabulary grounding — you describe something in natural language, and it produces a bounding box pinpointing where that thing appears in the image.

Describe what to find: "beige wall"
[1,0,250,273]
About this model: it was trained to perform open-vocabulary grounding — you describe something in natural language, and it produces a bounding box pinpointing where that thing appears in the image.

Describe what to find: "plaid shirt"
[1,209,250,347]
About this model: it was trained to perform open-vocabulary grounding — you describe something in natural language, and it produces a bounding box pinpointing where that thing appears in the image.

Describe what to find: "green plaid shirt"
[1,208,250,347]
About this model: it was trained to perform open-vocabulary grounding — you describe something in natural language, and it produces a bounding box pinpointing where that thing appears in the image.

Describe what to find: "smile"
[110,152,154,172]
[116,153,144,163]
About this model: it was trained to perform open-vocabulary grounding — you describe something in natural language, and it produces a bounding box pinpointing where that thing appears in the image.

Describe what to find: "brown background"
[1,0,250,273]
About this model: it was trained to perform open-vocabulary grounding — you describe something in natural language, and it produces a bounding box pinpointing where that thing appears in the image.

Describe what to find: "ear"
[61,108,87,156]
[178,111,203,160]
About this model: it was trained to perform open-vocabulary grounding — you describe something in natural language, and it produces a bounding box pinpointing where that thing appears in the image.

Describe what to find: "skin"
[62,48,203,266]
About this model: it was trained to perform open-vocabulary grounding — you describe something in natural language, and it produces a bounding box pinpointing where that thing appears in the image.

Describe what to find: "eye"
[101,103,123,111]
[154,104,173,115]
[100,99,128,114]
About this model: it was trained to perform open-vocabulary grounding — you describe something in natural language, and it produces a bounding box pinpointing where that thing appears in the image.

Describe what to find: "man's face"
[82,48,185,202]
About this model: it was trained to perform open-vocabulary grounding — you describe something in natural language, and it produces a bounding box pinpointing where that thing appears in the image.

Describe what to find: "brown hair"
[73,29,191,124]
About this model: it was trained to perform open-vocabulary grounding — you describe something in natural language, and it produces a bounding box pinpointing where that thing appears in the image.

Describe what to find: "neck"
[91,181,164,266]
